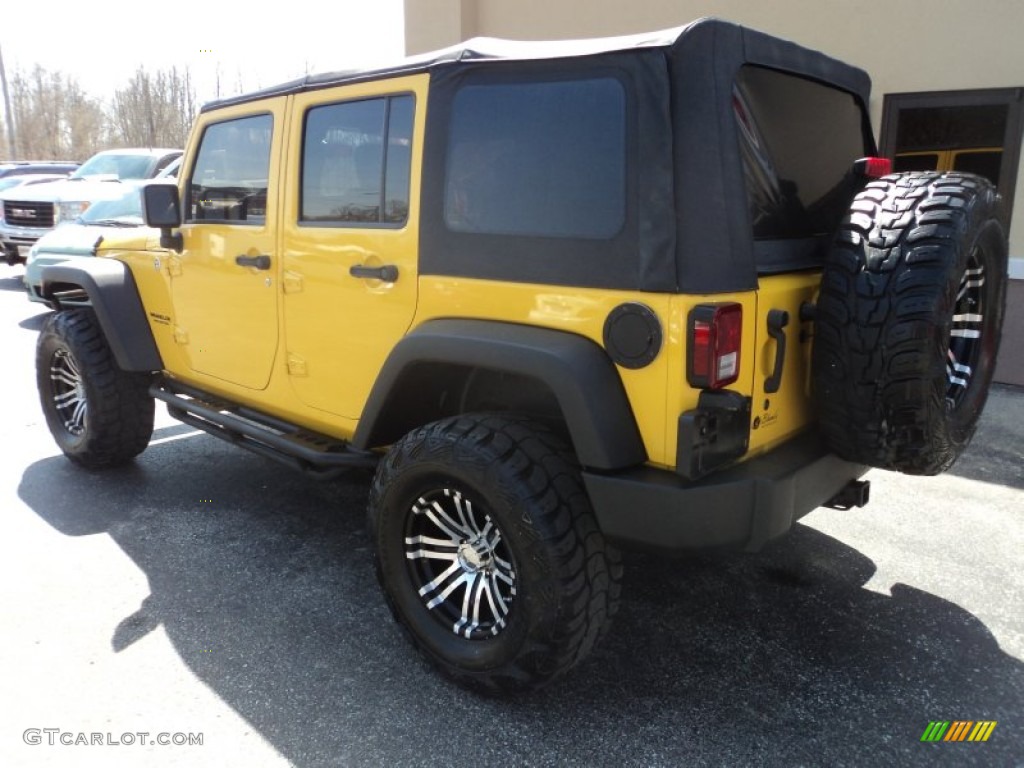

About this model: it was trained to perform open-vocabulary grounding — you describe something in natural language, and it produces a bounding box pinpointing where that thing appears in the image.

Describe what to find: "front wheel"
[368,413,621,694]
[36,309,154,468]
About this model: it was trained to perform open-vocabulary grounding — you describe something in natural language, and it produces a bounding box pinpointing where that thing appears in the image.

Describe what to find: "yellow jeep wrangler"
[34,18,1008,692]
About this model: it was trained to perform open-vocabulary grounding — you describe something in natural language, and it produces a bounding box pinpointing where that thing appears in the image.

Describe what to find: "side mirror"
[143,183,183,251]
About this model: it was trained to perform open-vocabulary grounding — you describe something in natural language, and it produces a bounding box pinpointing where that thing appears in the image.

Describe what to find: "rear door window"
[300,94,414,226]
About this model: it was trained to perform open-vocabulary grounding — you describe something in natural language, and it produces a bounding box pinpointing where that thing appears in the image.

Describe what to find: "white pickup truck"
[0,147,180,264]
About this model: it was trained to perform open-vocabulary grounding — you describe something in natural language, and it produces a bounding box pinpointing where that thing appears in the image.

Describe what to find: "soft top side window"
[187,113,272,224]
[444,77,626,240]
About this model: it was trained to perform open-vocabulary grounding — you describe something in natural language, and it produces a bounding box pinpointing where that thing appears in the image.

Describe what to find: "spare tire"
[813,172,1008,475]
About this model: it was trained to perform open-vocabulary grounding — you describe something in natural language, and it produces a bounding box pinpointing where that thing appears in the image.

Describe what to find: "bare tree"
[0,63,196,161]
[111,66,196,148]
[0,43,16,158]
[8,65,104,159]
[64,88,106,159]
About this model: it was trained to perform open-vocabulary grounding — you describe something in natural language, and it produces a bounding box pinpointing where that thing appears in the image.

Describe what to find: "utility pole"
[0,42,15,158]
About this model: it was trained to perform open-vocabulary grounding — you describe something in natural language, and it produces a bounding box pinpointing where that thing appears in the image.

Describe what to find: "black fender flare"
[353,319,647,470]
[39,259,163,372]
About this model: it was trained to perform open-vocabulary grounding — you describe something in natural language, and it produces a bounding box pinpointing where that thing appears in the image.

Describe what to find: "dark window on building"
[187,114,272,224]
[301,94,414,226]
[953,150,1003,182]
[894,152,941,172]
[733,65,870,240]
[881,88,1023,226]
[895,104,1007,152]
[444,78,626,239]
[894,148,1004,184]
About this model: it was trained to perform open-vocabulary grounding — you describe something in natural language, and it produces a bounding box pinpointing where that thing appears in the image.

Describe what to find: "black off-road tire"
[813,172,1007,474]
[36,309,155,468]
[367,413,622,694]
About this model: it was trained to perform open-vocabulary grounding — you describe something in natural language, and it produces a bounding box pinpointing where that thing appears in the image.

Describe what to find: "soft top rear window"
[734,65,870,249]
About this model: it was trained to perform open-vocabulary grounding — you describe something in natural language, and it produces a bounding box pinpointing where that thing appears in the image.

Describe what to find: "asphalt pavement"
[0,265,1020,767]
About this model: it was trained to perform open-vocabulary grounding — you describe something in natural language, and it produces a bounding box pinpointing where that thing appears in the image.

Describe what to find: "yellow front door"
[170,101,286,390]
[280,75,426,418]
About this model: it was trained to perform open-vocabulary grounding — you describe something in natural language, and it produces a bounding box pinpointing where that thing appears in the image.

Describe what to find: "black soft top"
[204,18,873,294]
[202,18,869,114]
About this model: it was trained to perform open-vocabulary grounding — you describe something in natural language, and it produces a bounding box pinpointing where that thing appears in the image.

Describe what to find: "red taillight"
[688,303,742,389]
[853,156,893,179]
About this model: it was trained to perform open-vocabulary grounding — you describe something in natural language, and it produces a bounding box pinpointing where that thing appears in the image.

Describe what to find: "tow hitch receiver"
[825,479,871,510]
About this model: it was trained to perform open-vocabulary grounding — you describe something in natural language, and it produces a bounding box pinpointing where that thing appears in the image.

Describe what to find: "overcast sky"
[1,0,405,106]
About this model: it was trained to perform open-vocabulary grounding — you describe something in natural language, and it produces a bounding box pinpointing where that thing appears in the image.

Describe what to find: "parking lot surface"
[0,266,1021,767]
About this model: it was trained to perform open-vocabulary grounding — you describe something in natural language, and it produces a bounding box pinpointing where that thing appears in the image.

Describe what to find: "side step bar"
[150,380,379,478]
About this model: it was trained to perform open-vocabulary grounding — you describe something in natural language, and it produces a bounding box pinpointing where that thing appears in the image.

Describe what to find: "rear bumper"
[583,432,868,553]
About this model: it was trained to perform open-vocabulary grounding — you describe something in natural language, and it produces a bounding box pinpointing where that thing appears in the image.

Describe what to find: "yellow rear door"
[280,75,426,419]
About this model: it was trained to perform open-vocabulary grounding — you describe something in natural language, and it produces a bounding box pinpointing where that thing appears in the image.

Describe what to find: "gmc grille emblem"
[11,208,36,218]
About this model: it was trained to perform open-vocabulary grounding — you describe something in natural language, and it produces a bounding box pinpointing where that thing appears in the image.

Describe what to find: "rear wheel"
[368,413,621,693]
[813,172,1007,474]
[36,309,154,468]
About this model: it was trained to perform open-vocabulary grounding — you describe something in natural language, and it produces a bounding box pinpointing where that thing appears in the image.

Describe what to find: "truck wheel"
[37,309,154,468]
[368,413,621,693]
[813,172,1008,474]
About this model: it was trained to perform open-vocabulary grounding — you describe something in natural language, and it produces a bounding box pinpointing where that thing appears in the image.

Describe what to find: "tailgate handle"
[764,309,789,394]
